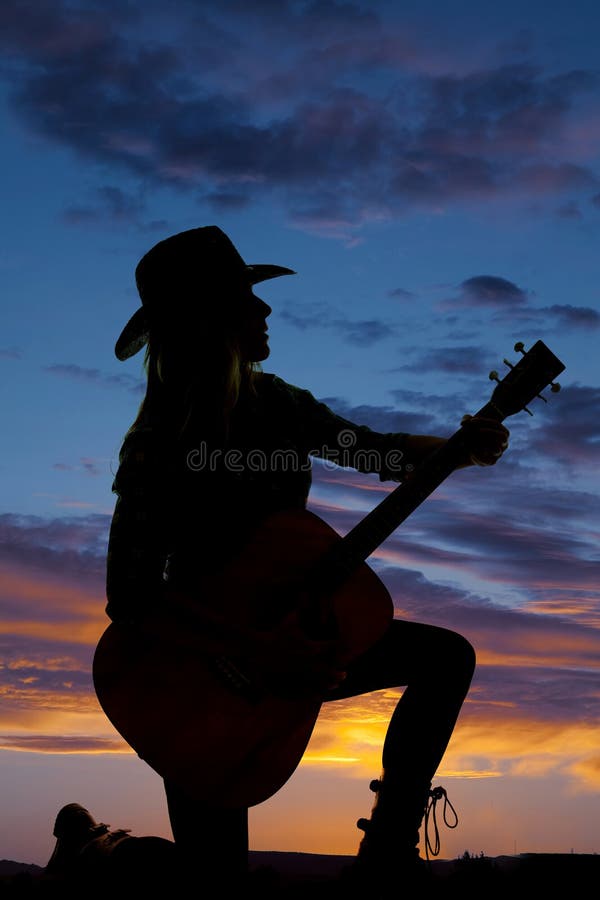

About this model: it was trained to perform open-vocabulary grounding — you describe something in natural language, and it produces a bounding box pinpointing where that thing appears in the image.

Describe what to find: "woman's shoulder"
[260,372,315,406]
[116,421,172,470]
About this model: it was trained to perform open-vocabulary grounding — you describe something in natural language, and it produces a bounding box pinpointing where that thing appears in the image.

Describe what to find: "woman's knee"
[441,627,476,675]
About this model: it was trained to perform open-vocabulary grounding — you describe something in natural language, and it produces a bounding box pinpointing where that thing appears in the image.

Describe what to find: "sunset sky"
[1,0,599,867]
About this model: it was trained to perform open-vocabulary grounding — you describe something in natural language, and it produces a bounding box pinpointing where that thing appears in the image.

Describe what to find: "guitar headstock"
[487,340,565,419]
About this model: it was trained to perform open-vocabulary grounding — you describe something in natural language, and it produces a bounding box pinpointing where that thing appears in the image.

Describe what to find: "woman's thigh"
[325,618,472,701]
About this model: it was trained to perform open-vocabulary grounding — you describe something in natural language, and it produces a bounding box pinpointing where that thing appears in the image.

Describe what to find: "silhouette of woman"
[102,226,509,891]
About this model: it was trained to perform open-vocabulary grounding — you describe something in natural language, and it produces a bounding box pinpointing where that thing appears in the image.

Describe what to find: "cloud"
[521,383,600,467]
[543,304,600,329]
[388,287,417,301]
[1,3,598,233]
[0,735,127,753]
[44,363,144,393]
[336,319,391,346]
[436,282,599,334]
[205,189,253,211]
[314,395,438,436]
[0,512,110,596]
[394,344,492,376]
[280,304,397,346]
[382,496,599,600]
[51,457,104,477]
[0,511,114,742]
[454,276,529,308]
[556,201,583,220]
[0,346,23,359]
[514,162,596,193]
[62,184,146,225]
[307,428,599,625]
[314,381,521,440]
[310,474,600,751]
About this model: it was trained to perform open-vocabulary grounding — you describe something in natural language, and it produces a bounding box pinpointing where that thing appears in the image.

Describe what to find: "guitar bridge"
[212,654,263,703]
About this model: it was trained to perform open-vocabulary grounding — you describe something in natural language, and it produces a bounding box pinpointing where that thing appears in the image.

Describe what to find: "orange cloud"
[294,697,600,794]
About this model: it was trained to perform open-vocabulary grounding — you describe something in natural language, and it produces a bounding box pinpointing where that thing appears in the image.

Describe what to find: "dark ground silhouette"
[1,850,598,898]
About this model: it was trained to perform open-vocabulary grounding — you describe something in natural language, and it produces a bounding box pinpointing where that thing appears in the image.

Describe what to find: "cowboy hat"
[115,225,295,360]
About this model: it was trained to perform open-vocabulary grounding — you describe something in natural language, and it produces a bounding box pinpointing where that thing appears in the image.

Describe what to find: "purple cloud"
[307,464,600,726]
[280,304,397,345]
[0,3,598,232]
[44,363,144,393]
[0,512,110,592]
[316,396,439,437]
[62,184,146,225]
[523,383,600,466]
[52,458,104,476]
[456,276,529,307]
[543,304,600,329]
[395,344,492,375]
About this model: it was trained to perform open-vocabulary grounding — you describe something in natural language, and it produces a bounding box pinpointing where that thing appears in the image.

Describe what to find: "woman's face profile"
[233,288,272,362]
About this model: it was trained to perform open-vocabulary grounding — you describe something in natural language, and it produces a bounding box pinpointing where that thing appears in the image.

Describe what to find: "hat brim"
[115,263,295,361]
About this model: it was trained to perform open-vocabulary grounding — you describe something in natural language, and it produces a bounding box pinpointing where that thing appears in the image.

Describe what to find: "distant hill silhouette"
[0,860,43,876]
[1,851,599,897]
[250,850,600,895]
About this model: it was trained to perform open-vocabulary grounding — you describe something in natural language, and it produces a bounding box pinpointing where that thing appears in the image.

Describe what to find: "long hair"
[126,325,260,447]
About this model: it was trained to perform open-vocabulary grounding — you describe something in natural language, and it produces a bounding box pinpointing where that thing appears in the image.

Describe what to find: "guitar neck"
[299,337,564,633]
[307,397,503,594]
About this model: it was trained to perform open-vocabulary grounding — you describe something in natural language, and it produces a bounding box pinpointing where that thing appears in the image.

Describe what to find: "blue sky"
[0,0,599,865]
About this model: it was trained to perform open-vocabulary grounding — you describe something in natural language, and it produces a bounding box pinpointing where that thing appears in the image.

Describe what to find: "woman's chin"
[244,341,270,363]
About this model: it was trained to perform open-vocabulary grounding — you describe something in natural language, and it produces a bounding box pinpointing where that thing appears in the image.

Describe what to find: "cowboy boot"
[45,803,110,878]
[343,774,437,897]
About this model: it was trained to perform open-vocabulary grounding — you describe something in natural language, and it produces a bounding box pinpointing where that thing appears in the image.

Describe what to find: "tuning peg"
[489,370,500,383]
[514,341,526,355]
[535,381,561,403]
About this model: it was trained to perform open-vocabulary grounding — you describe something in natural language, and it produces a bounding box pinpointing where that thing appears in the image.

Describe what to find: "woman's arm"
[274,377,509,480]
[396,418,510,472]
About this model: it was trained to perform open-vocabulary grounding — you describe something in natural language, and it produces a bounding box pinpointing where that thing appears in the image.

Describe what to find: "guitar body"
[93,508,394,808]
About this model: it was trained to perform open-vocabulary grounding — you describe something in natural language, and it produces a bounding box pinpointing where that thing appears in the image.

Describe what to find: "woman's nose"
[254,296,272,317]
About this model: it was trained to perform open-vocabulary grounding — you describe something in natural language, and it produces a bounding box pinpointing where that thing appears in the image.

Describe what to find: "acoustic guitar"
[93,340,565,808]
